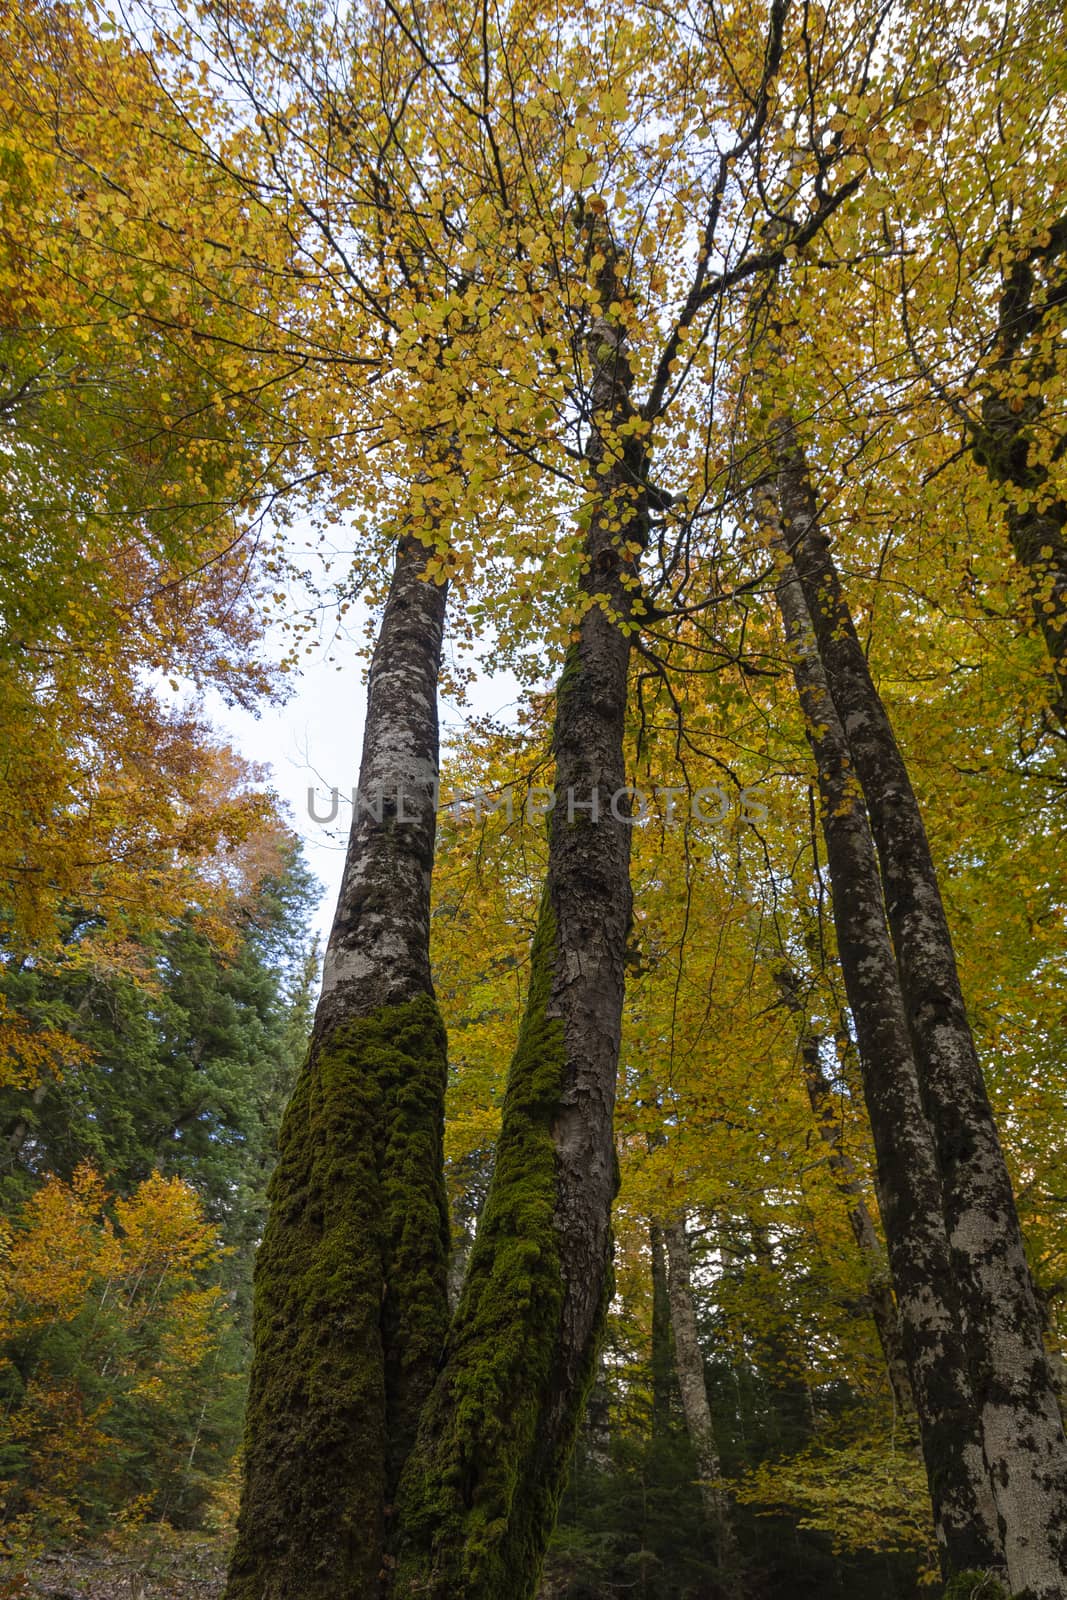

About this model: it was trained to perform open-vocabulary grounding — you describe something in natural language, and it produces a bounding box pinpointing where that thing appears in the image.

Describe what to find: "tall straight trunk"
[772,968,912,1416]
[663,1217,734,1561]
[650,1221,674,1439]
[748,1220,818,1444]
[390,232,643,1600]
[774,427,1067,1593]
[226,535,451,1600]
[973,217,1067,731]
[758,481,1006,1579]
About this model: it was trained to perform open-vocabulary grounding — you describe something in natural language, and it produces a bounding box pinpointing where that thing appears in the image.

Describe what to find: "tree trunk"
[663,1217,735,1563]
[973,216,1067,731]
[774,429,1067,1593]
[650,1221,674,1439]
[759,479,1007,1580]
[390,228,642,1599]
[771,967,912,1417]
[226,535,451,1600]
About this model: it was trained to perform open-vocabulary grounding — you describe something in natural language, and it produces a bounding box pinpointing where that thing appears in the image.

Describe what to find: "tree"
[753,460,1005,1573]
[972,218,1067,731]
[663,1215,734,1554]
[0,0,300,955]
[227,534,454,1598]
[771,414,1067,1590]
[0,840,318,1281]
[210,0,883,1586]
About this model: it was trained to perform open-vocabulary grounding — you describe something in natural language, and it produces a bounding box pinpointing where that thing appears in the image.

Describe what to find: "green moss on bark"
[390,895,602,1600]
[225,994,449,1600]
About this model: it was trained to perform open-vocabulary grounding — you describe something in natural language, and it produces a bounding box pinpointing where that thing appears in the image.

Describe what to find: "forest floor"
[2,1532,229,1599]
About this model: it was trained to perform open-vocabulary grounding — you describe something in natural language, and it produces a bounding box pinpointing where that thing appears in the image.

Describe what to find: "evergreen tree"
[0,844,319,1334]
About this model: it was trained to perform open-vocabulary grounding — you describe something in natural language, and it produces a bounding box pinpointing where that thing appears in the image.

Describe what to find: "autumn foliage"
[0,1167,227,1544]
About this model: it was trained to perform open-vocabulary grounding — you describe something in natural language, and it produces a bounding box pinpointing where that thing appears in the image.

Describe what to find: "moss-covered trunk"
[226,536,451,1600]
[775,426,1067,1594]
[760,478,1006,1581]
[389,226,643,1600]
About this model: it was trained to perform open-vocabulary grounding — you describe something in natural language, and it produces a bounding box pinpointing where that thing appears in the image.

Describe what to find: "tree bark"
[447,1214,474,1314]
[759,481,1007,1581]
[663,1217,734,1561]
[390,228,643,1599]
[226,535,451,1600]
[771,967,913,1417]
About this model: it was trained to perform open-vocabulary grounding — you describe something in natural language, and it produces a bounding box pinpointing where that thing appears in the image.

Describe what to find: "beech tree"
[754,457,1007,1574]
[773,419,1067,1590]
[663,1215,733,1549]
